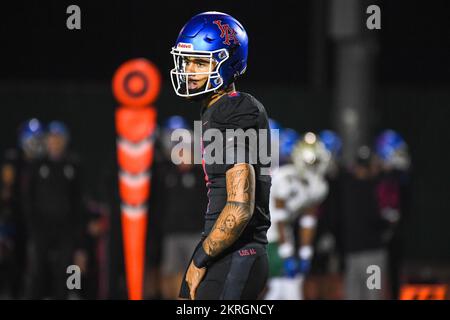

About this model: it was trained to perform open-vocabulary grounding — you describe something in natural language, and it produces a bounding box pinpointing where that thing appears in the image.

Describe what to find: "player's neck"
[205,84,236,108]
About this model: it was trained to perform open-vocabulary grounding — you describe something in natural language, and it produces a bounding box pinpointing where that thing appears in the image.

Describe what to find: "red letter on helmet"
[213,20,240,46]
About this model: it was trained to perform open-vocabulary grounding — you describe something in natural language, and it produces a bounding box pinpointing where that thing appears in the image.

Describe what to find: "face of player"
[46,134,67,159]
[1,164,15,186]
[183,56,217,92]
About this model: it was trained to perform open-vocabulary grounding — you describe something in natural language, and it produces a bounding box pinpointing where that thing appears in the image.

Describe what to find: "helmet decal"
[213,20,240,46]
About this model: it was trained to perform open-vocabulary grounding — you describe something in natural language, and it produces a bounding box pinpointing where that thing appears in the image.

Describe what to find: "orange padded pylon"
[112,58,161,107]
[117,139,154,174]
[119,172,150,206]
[113,58,160,300]
[121,205,148,300]
[116,107,157,143]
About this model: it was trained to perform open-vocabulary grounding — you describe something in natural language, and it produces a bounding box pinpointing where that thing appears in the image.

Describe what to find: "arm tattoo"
[203,163,255,257]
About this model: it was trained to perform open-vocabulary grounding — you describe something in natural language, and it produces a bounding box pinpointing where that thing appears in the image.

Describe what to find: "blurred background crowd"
[0,0,449,299]
[0,115,439,300]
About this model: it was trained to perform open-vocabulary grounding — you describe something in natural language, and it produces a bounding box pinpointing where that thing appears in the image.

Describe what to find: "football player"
[265,133,329,300]
[170,12,272,300]
[18,118,46,161]
[374,129,411,298]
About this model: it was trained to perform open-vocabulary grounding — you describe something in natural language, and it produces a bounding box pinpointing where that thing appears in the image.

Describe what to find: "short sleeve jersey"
[200,91,272,246]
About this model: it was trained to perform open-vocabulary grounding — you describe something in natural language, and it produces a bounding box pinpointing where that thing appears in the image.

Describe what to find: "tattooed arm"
[185,163,255,299]
[190,163,256,266]
[203,163,256,257]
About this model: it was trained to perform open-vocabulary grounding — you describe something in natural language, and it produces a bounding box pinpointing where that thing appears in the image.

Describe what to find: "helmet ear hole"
[218,51,227,60]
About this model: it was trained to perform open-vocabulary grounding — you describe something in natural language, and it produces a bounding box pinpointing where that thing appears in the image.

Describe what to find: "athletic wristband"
[192,244,211,268]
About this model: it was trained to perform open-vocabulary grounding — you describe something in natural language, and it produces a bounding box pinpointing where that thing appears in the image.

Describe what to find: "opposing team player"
[265,133,330,300]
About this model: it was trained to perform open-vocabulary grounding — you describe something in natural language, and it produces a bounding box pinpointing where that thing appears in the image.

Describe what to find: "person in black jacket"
[155,127,207,299]
[0,152,21,299]
[341,146,388,300]
[24,121,86,299]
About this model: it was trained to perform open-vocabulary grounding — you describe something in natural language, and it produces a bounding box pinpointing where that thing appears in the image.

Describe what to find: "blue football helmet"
[319,130,342,157]
[19,118,44,146]
[279,128,300,162]
[170,11,248,97]
[163,115,189,131]
[375,130,405,161]
[48,121,70,140]
[18,118,45,159]
[375,129,410,170]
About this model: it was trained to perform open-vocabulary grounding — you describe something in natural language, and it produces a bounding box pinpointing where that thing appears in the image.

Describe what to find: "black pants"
[179,241,268,300]
[26,233,73,299]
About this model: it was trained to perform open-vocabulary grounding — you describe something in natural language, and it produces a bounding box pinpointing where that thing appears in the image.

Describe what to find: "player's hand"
[186,260,206,300]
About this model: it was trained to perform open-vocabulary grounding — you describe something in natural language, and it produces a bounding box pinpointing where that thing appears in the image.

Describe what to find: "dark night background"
[0,0,449,296]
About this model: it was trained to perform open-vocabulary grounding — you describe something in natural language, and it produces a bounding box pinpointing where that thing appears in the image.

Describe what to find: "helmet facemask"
[170,47,229,97]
